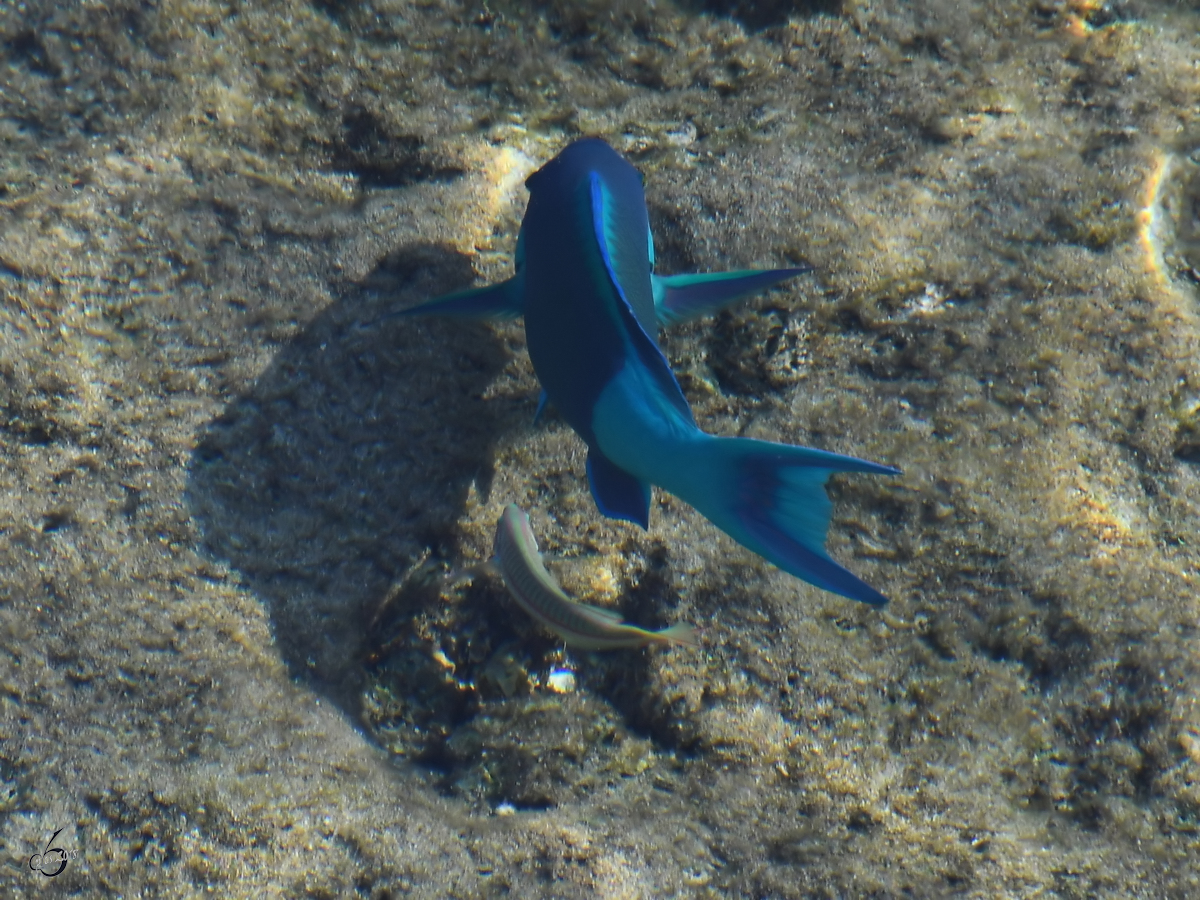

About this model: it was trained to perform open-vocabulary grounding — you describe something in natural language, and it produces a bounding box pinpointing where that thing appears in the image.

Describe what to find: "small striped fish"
[492,504,698,650]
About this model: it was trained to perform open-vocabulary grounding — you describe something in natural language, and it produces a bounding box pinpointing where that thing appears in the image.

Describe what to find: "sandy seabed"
[2,1,1199,897]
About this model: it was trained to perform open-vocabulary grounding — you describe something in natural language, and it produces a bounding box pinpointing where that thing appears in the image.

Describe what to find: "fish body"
[492,504,697,650]
[407,138,898,605]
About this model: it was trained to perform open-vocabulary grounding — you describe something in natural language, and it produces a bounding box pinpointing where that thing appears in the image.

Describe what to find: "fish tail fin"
[655,622,700,648]
[396,276,523,319]
[652,267,810,326]
[676,436,898,605]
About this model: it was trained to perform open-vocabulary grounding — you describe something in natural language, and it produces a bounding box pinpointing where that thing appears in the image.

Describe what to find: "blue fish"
[402,138,898,605]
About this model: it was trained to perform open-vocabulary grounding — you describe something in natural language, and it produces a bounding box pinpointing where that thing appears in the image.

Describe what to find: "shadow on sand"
[185,241,514,710]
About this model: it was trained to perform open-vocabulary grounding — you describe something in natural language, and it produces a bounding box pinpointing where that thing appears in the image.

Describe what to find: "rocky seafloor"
[2,0,1199,896]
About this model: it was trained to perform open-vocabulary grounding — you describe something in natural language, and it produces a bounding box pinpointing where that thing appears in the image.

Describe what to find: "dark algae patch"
[2,0,1199,897]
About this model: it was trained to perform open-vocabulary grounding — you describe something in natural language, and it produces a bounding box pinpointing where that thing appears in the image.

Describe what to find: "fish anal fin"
[586,448,651,529]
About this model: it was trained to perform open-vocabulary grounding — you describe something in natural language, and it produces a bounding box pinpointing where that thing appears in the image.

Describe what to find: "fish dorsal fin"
[589,172,657,339]
[575,602,624,625]
[588,173,695,427]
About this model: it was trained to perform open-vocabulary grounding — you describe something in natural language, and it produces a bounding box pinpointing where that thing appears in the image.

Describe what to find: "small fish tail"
[655,622,700,647]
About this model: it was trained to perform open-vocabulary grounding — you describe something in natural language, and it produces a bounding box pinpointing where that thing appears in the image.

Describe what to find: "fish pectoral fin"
[397,275,523,319]
[586,448,651,529]
[532,390,550,425]
[652,267,811,326]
